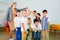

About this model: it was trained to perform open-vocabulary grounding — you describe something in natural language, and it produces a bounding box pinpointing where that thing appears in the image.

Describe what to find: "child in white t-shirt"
[32,19,42,40]
[21,10,28,40]
[14,10,21,40]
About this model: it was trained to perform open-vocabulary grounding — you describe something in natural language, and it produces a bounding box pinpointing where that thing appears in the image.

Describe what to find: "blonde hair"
[11,2,17,7]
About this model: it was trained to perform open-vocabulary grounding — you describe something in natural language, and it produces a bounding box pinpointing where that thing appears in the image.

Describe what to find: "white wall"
[0,0,60,26]
[13,0,60,24]
[0,0,14,26]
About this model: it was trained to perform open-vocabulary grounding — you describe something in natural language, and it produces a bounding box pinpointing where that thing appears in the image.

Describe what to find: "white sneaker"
[9,38,14,40]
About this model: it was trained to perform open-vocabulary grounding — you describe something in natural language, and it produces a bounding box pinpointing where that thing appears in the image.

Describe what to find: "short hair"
[33,19,39,23]
[15,10,20,16]
[33,10,37,13]
[42,9,47,13]
[37,13,41,16]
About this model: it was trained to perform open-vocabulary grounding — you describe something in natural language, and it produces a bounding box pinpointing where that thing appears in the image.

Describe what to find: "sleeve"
[7,7,12,21]
[48,18,50,22]
[39,24,42,30]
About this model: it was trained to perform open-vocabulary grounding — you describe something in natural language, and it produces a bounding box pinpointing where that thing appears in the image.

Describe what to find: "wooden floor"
[0,31,60,40]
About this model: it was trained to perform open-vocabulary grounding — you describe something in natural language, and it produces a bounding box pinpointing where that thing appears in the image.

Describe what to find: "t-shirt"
[32,23,42,32]
[28,13,36,23]
[14,17,21,28]
[21,16,28,32]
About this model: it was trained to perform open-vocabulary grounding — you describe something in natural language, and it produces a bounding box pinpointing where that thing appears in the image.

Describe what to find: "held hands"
[24,30,28,34]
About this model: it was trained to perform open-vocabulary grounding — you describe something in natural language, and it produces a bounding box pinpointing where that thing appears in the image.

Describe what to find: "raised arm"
[31,10,40,18]
[17,7,27,12]
[27,8,31,16]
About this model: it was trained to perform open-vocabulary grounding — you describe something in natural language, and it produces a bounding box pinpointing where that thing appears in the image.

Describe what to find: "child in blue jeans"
[14,10,22,40]
[32,19,42,40]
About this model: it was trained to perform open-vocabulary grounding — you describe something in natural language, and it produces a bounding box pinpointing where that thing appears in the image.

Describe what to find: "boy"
[14,10,21,40]
[32,19,42,40]
[21,10,28,40]
[26,18,32,40]
[42,9,50,40]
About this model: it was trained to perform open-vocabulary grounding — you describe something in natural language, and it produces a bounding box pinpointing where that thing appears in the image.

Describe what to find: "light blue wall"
[13,0,60,24]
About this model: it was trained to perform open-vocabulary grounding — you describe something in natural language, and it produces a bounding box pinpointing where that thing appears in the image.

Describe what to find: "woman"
[7,2,27,39]
[7,2,17,39]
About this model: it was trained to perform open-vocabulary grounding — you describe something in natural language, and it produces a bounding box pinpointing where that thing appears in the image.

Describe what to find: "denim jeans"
[34,31,41,40]
[15,27,22,40]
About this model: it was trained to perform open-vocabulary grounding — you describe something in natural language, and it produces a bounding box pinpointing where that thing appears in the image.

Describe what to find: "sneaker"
[9,38,14,40]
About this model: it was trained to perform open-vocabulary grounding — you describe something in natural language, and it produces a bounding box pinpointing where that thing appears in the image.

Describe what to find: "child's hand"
[26,7,28,9]
[16,28,18,31]
[47,29,50,32]
[24,30,27,34]
[32,29,34,32]
[24,30,26,32]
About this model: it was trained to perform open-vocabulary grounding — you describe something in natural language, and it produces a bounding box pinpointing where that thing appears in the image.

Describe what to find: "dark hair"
[36,13,41,23]
[28,18,31,20]
[36,13,40,20]
[33,19,39,23]
[33,10,36,13]
[15,10,20,17]
[37,13,41,16]
[42,9,47,13]
[16,10,20,12]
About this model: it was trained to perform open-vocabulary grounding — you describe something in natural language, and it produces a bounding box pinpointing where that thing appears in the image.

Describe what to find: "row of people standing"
[7,2,50,40]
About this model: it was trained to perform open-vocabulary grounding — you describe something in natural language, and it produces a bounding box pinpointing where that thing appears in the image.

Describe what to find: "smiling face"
[34,19,39,27]
[22,10,27,17]
[16,12,20,17]
[42,10,48,17]
[34,22,39,27]
[43,12,47,17]
[13,4,17,8]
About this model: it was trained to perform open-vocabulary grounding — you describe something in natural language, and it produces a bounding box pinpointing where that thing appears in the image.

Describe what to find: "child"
[21,10,28,40]
[32,19,42,40]
[36,13,41,23]
[14,10,22,40]
[26,18,32,40]
[42,9,50,40]
[28,10,37,39]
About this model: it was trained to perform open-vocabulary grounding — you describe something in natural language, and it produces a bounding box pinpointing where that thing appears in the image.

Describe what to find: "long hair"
[11,2,17,7]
